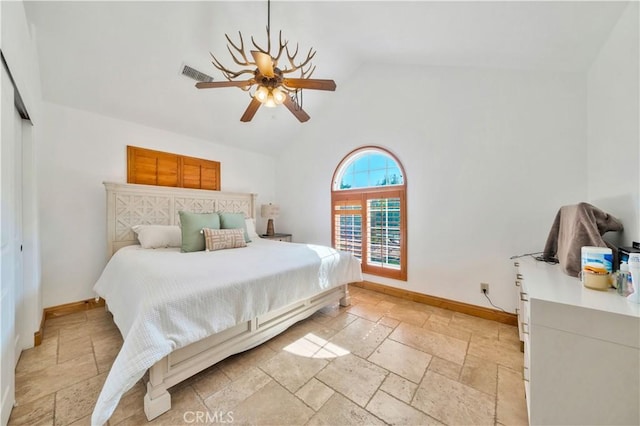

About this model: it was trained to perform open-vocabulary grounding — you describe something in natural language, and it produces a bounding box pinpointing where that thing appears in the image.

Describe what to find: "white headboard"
[104,182,257,256]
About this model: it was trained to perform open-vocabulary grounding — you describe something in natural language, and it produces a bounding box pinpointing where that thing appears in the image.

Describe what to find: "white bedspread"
[91,239,362,425]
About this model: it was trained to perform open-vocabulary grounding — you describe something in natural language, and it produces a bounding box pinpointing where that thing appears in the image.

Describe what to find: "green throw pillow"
[218,212,251,243]
[179,211,220,252]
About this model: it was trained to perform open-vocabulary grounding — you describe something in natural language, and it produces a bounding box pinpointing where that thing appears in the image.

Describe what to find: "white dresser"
[514,257,640,425]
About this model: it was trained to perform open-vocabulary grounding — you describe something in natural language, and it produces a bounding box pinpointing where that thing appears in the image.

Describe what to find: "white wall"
[38,102,277,308]
[587,1,639,247]
[276,64,587,312]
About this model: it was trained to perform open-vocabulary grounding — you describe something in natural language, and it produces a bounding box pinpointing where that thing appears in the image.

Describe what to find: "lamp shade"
[261,204,280,219]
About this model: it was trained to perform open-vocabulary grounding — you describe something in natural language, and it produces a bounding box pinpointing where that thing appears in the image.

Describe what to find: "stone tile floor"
[9,286,529,425]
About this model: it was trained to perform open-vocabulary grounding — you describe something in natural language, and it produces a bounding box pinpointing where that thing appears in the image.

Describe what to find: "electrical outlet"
[480,283,489,294]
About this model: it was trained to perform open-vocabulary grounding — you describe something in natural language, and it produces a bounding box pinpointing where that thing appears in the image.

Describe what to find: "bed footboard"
[143,284,351,421]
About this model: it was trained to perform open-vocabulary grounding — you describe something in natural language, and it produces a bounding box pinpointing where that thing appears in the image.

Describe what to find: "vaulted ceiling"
[24,1,628,154]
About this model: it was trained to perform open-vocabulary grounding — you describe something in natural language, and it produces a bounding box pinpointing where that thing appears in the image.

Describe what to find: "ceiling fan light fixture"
[255,86,269,103]
[272,88,286,105]
[197,0,336,122]
[255,86,286,108]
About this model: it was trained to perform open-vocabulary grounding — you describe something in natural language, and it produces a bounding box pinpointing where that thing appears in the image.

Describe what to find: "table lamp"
[261,203,280,236]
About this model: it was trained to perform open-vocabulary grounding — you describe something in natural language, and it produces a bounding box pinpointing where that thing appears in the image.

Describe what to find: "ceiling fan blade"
[240,98,262,122]
[283,96,310,123]
[251,51,274,77]
[282,78,336,91]
[196,80,253,89]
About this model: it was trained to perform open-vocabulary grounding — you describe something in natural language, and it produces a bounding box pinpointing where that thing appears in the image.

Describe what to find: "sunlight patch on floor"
[283,333,350,359]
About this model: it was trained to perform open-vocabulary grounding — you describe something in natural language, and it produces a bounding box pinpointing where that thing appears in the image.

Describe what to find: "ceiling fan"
[196,1,336,123]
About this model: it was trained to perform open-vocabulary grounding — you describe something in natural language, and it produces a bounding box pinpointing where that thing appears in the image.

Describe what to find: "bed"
[90,182,362,425]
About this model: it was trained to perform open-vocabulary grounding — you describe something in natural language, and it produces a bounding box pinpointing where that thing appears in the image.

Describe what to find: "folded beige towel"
[542,203,623,277]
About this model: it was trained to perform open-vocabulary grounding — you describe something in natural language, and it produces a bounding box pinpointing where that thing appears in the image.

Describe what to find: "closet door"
[13,106,23,363]
[0,62,17,425]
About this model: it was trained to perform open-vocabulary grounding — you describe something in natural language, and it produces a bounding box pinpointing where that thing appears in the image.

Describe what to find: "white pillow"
[131,225,182,249]
[245,218,260,241]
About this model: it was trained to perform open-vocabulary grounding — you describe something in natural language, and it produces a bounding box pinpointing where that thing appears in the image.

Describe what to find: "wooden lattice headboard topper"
[104,182,256,256]
[127,145,221,191]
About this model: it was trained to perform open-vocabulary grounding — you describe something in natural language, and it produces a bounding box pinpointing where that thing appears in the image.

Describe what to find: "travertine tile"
[367,390,443,425]
[468,335,524,371]
[8,393,54,426]
[86,318,120,342]
[389,322,468,365]
[68,414,92,425]
[192,366,231,400]
[329,317,392,358]
[394,299,428,311]
[347,303,387,322]
[260,351,328,392]
[231,380,314,425]
[450,312,500,339]
[317,303,343,318]
[55,372,108,426]
[57,335,93,364]
[15,353,97,405]
[413,371,495,426]
[92,333,123,374]
[15,335,58,376]
[460,354,498,396]
[376,300,398,312]
[306,393,386,426]
[108,380,145,425]
[295,378,334,411]
[368,339,431,383]
[423,317,472,342]
[497,365,529,425]
[316,354,387,407]
[216,343,276,380]
[203,367,271,413]
[420,305,454,323]
[318,312,358,331]
[41,327,59,342]
[423,311,451,325]
[311,343,351,359]
[265,319,336,352]
[11,294,530,426]
[428,356,462,381]
[350,289,386,305]
[378,316,401,328]
[380,373,418,404]
[44,312,87,330]
[57,323,92,345]
[385,305,430,327]
[471,331,521,351]
[84,306,113,321]
[281,332,330,357]
[499,323,521,344]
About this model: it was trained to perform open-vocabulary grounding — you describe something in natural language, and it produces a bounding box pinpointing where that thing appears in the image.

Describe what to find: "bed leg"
[144,388,171,421]
[340,284,351,307]
[144,360,171,420]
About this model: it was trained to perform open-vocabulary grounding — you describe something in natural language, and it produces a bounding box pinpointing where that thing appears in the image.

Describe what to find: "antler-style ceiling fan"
[196,0,336,123]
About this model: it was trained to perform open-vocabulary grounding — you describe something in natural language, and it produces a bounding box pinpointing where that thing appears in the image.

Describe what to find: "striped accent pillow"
[202,228,247,251]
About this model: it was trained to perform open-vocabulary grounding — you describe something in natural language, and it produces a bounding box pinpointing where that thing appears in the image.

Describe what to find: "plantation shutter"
[127,146,221,190]
[332,196,363,259]
[366,194,402,271]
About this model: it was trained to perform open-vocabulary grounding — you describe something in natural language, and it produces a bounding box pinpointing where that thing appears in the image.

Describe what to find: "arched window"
[331,147,407,281]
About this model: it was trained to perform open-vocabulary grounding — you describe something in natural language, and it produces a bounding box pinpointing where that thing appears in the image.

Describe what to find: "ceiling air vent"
[181,65,214,83]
